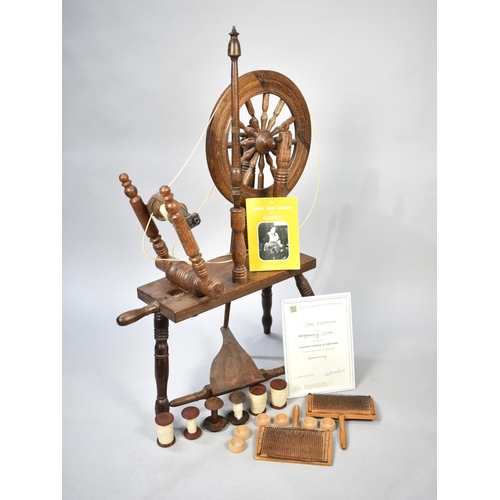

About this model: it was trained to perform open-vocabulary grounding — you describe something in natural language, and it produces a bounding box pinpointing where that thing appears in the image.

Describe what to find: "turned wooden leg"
[154,312,170,415]
[294,273,315,297]
[262,286,273,334]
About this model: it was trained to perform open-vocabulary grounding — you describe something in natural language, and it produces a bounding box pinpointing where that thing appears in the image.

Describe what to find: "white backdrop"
[62,1,436,498]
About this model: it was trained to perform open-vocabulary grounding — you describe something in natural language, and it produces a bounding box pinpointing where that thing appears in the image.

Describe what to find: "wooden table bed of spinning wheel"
[117,27,317,417]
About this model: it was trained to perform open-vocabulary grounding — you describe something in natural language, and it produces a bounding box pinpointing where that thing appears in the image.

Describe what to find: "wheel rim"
[206,70,311,205]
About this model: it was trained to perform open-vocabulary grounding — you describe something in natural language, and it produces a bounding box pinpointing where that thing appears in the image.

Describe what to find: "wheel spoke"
[245,99,260,132]
[261,93,269,131]
[270,116,296,136]
[267,98,285,131]
[265,152,275,170]
[239,121,257,137]
[242,152,259,187]
[241,146,256,163]
[258,154,265,189]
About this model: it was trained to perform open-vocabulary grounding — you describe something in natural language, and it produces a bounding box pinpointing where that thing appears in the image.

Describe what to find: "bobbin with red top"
[248,383,267,415]
[181,406,202,440]
[270,378,288,409]
[155,411,176,448]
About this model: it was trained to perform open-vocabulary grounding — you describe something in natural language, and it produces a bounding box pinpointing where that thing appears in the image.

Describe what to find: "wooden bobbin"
[227,391,250,425]
[155,412,176,448]
[270,378,288,409]
[203,396,227,432]
[248,383,267,416]
[181,406,202,440]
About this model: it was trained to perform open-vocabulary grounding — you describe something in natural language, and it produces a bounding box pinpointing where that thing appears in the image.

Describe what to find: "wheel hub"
[255,130,276,154]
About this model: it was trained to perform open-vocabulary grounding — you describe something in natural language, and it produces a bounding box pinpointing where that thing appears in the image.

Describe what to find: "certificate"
[281,293,355,398]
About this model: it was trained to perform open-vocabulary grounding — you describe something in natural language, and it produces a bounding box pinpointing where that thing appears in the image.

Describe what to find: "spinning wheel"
[116,28,318,420]
[206,70,311,205]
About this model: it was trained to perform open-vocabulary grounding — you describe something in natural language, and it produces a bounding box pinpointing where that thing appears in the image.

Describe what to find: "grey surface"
[62,1,436,498]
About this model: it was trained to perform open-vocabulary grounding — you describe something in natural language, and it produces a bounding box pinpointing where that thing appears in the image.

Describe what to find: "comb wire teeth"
[307,393,376,417]
[256,426,332,464]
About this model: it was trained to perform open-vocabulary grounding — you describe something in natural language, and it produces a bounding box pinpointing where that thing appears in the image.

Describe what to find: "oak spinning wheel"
[117,29,318,421]
[206,70,312,205]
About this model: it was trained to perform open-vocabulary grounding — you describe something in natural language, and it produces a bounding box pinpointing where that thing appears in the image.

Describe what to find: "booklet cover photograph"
[257,222,289,260]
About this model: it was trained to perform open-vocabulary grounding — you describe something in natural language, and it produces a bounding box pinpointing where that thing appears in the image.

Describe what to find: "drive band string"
[141,111,321,263]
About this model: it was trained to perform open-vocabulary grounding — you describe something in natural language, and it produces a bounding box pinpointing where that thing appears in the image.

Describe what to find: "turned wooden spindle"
[261,286,273,334]
[294,273,315,297]
[230,207,248,283]
[157,185,224,298]
[273,124,293,198]
[154,312,170,415]
[160,185,210,281]
[119,173,170,259]
[203,396,227,432]
[228,27,248,284]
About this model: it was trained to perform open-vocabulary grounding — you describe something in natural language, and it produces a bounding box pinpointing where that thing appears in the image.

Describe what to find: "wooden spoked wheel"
[206,70,311,205]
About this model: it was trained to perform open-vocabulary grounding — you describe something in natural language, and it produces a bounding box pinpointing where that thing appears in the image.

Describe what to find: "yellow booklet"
[246,197,300,271]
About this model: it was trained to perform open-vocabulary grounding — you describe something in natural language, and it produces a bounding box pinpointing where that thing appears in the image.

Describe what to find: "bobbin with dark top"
[155,411,176,448]
[181,406,202,440]
[227,390,250,425]
[270,378,288,409]
[248,383,267,415]
[203,396,227,432]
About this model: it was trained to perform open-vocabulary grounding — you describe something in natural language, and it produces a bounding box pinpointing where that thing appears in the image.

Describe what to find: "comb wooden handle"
[339,414,347,450]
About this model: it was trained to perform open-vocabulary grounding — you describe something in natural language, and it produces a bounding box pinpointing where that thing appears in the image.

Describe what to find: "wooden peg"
[203,397,227,432]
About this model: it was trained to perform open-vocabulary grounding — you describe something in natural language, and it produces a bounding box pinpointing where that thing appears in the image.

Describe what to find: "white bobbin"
[181,406,202,440]
[249,384,267,415]
[155,412,176,448]
[270,378,288,409]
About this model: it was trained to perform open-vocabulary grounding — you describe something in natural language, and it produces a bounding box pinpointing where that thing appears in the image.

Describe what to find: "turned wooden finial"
[228,26,241,57]
[119,173,138,200]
